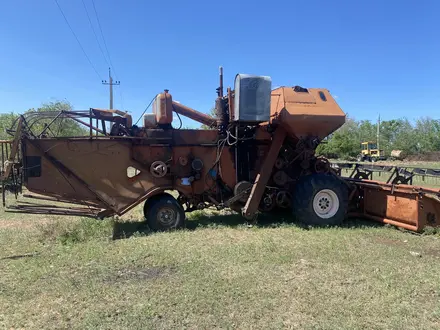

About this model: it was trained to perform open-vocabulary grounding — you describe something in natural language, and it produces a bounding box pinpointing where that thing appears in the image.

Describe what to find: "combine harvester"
[1,68,439,232]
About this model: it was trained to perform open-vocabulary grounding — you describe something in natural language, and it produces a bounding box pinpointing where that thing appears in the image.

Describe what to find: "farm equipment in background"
[390,149,406,161]
[1,68,440,233]
[331,162,440,185]
[357,141,386,162]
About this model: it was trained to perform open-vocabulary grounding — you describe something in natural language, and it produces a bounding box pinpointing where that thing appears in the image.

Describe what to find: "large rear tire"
[292,174,348,226]
[144,194,185,231]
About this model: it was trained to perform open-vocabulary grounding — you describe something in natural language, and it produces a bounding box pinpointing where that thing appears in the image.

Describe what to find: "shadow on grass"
[112,211,385,240]
[186,211,294,230]
[0,253,39,260]
[112,221,152,240]
[186,211,385,231]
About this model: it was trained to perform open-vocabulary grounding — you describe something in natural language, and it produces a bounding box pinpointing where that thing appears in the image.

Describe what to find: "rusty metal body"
[2,71,440,232]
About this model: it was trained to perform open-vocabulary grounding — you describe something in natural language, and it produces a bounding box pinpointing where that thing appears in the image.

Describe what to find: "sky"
[0,0,439,128]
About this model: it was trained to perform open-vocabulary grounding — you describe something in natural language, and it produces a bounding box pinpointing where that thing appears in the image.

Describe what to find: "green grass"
[1,192,440,329]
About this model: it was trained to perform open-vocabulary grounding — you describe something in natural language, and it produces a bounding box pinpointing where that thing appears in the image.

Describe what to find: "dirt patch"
[423,248,440,258]
[405,152,440,162]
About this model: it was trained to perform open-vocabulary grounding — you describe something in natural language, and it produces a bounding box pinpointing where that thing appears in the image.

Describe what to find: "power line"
[81,0,111,69]
[90,0,117,78]
[54,0,102,80]
[135,96,156,126]
[90,0,124,109]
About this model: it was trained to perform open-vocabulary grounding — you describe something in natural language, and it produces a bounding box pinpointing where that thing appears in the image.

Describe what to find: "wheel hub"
[312,189,339,219]
[157,207,176,226]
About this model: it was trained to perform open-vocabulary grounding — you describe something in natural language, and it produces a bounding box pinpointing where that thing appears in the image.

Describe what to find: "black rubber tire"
[143,192,174,218]
[292,174,348,226]
[144,195,185,231]
[392,176,410,185]
[353,172,369,180]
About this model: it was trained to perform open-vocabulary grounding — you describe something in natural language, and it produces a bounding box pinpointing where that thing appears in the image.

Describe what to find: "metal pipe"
[89,108,93,137]
[172,102,217,127]
[38,111,62,137]
[66,115,107,135]
[101,120,107,135]
[22,193,101,207]
[227,87,234,122]
[348,212,418,232]
[219,66,223,98]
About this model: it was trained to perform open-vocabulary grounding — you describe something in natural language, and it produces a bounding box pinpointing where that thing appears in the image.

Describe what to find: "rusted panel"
[26,139,171,214]
[270,87,345,140]
[417,195,440,229]
[349,179,440,231]
[172,129,218,145]
[363,188,418,226]
[243,128,287,217]
[219,146,237,190]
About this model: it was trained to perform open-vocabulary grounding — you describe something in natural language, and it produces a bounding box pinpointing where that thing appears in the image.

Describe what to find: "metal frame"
[332,162,440,185]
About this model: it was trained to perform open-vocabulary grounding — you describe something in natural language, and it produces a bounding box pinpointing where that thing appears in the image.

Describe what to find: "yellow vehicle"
[357,141,385,162]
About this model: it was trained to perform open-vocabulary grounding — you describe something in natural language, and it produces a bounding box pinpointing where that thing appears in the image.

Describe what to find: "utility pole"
[377,114,381,150]
[102,67,120,109]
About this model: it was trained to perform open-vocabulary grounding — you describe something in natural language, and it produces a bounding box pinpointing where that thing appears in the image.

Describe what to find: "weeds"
[37,218,114,244]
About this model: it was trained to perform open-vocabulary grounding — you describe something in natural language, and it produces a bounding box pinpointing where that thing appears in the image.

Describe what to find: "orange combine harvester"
[1,68,439,232]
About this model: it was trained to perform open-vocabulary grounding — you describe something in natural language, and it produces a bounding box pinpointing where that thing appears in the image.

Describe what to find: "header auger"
[1,68,440,232]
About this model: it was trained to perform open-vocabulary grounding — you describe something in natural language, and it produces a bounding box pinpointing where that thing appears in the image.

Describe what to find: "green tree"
[316,117,360,159]
[0,112,19,140]
[0,101,88,138]
[201,108,216,130]
[414,117,440,153]
[26,101,88,137]
[358,120,376,142]
[316,116,440,159]
[382,118,418,154]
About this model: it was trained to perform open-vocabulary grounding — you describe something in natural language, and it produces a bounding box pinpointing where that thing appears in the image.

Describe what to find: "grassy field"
[1,192,440,329]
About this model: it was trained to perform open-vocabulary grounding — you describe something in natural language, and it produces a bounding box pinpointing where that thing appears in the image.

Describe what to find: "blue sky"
[0,0,438,127]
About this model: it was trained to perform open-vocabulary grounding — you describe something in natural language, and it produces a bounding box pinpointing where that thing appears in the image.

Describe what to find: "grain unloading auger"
[1,69,440,232]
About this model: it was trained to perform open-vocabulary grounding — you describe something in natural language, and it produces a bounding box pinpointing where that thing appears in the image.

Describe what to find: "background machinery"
[1,68,440,232]
[358,141,386,162]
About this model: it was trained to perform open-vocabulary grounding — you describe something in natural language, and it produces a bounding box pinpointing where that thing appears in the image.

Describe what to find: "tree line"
[316,117,440,159]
